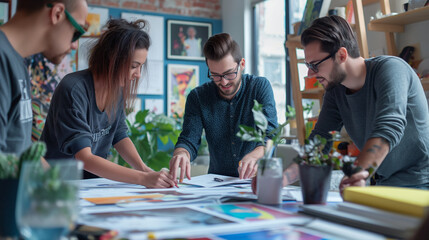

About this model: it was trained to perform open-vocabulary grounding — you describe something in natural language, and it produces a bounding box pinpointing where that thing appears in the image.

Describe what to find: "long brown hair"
[88,18,150,119]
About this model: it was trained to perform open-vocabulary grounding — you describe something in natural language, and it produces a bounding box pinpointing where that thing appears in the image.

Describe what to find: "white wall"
[221,0,253,74]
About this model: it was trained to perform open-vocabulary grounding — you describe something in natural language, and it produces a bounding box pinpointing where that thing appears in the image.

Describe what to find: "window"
[253,0,286,123]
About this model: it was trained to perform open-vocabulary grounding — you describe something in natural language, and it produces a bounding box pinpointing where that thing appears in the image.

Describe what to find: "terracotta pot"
[304,76,320,90]
[299,164,332,204]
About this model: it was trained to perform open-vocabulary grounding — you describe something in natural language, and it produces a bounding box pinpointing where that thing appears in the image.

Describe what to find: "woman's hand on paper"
[142,171,176,188]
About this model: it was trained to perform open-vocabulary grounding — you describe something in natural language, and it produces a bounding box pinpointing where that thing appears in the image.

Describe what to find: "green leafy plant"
[293,135,342,169]
[285,102,315,120]
[30,164,77,203]
[236,100,289,157]
[0,141,47,179]
[111,110,181,171]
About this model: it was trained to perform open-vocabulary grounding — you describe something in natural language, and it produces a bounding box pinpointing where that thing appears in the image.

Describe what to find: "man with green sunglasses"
[47,2,87,42]
[0,0,88,155]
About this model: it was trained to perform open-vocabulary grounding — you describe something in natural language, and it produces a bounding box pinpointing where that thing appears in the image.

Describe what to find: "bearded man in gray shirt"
[277,16,429,192]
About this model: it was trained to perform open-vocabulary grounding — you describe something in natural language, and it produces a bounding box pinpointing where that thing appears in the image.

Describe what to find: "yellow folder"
[343,186,429,218]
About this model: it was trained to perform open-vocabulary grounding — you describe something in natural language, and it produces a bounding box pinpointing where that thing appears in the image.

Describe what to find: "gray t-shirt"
[41,70,129,161]
[311,56,429,187]
[0,30,32,154]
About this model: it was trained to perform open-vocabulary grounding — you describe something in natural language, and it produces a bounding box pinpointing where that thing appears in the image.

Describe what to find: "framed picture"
[84,6,109,37]
[167,20,212,61]
[167,64,199,117]
[0,0,10,25]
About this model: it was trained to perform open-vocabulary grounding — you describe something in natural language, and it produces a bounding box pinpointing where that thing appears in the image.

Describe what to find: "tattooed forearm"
[366,138,389,154]
[366,144,381,154]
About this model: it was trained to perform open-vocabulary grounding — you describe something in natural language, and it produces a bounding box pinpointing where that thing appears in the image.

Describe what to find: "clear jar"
[256,157,283,204]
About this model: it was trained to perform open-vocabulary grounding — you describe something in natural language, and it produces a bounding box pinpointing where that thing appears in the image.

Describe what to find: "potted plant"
[0,142,46,238]
[236,100,289,204]
[16,159,81,239]
[111,109,182,171]
[293,135,342,204]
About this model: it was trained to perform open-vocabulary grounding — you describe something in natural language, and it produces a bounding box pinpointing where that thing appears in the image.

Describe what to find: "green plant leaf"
[159,135,169,145]
[252,102,268,132]
[147,151,171,171]
[135,110,149,124]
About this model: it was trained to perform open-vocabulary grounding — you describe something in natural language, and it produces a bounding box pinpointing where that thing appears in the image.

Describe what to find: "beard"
[326,62,346,91]
[216,76,242,99]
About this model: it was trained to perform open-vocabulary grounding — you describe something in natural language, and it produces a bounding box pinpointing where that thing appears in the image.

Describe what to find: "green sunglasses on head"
[47,3,86,42]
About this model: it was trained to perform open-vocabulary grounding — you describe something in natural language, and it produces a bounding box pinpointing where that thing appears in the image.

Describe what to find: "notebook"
[343,186,429,218]
[299,202,422,239]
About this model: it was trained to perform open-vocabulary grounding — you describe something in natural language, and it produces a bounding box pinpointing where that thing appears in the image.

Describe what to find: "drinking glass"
[257,157,283,204]
[16,160,82,240]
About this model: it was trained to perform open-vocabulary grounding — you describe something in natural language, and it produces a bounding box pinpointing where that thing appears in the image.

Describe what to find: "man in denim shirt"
[169,33,278,182]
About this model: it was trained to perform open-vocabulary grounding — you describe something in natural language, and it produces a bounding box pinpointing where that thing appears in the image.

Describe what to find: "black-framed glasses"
[208,63,240,82]
[47,3,87,42]
[304,52,335,73]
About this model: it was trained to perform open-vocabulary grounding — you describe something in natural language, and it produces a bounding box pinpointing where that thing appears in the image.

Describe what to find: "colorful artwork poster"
[167,64,199,117]
[84,191,194,205]
[215,226,327,240]
[201,203,296,222]
[84,6,109,36]
[78,207,235,236]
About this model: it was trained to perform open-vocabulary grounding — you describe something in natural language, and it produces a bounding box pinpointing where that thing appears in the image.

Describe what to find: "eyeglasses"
[208,63,240,82]
[47,3,87,42]
[304,52,335,73]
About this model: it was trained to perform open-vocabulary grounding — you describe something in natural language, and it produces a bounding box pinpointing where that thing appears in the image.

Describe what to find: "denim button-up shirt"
[175,74,278,177]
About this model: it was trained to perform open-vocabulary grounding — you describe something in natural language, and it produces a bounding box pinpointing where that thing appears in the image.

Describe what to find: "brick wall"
[87,0,222,19]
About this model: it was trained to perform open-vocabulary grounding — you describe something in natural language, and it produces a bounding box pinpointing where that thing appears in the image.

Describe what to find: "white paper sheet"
[182,174,251,188]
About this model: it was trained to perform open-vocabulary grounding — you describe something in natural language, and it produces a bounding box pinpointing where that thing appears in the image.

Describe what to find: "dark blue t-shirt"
[41,70,128,163]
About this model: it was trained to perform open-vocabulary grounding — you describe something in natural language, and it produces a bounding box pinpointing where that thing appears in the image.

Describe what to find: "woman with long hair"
[41,19,176,188]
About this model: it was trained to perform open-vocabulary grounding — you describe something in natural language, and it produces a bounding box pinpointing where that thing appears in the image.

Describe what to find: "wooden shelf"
[285,0,368,145]
[301,88,325,100]
[287,34,301,42]
[368,6,429,32]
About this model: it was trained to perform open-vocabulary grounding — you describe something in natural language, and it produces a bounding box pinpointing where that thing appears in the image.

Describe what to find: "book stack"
[343,186,429,218]
[299,186,429,238]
